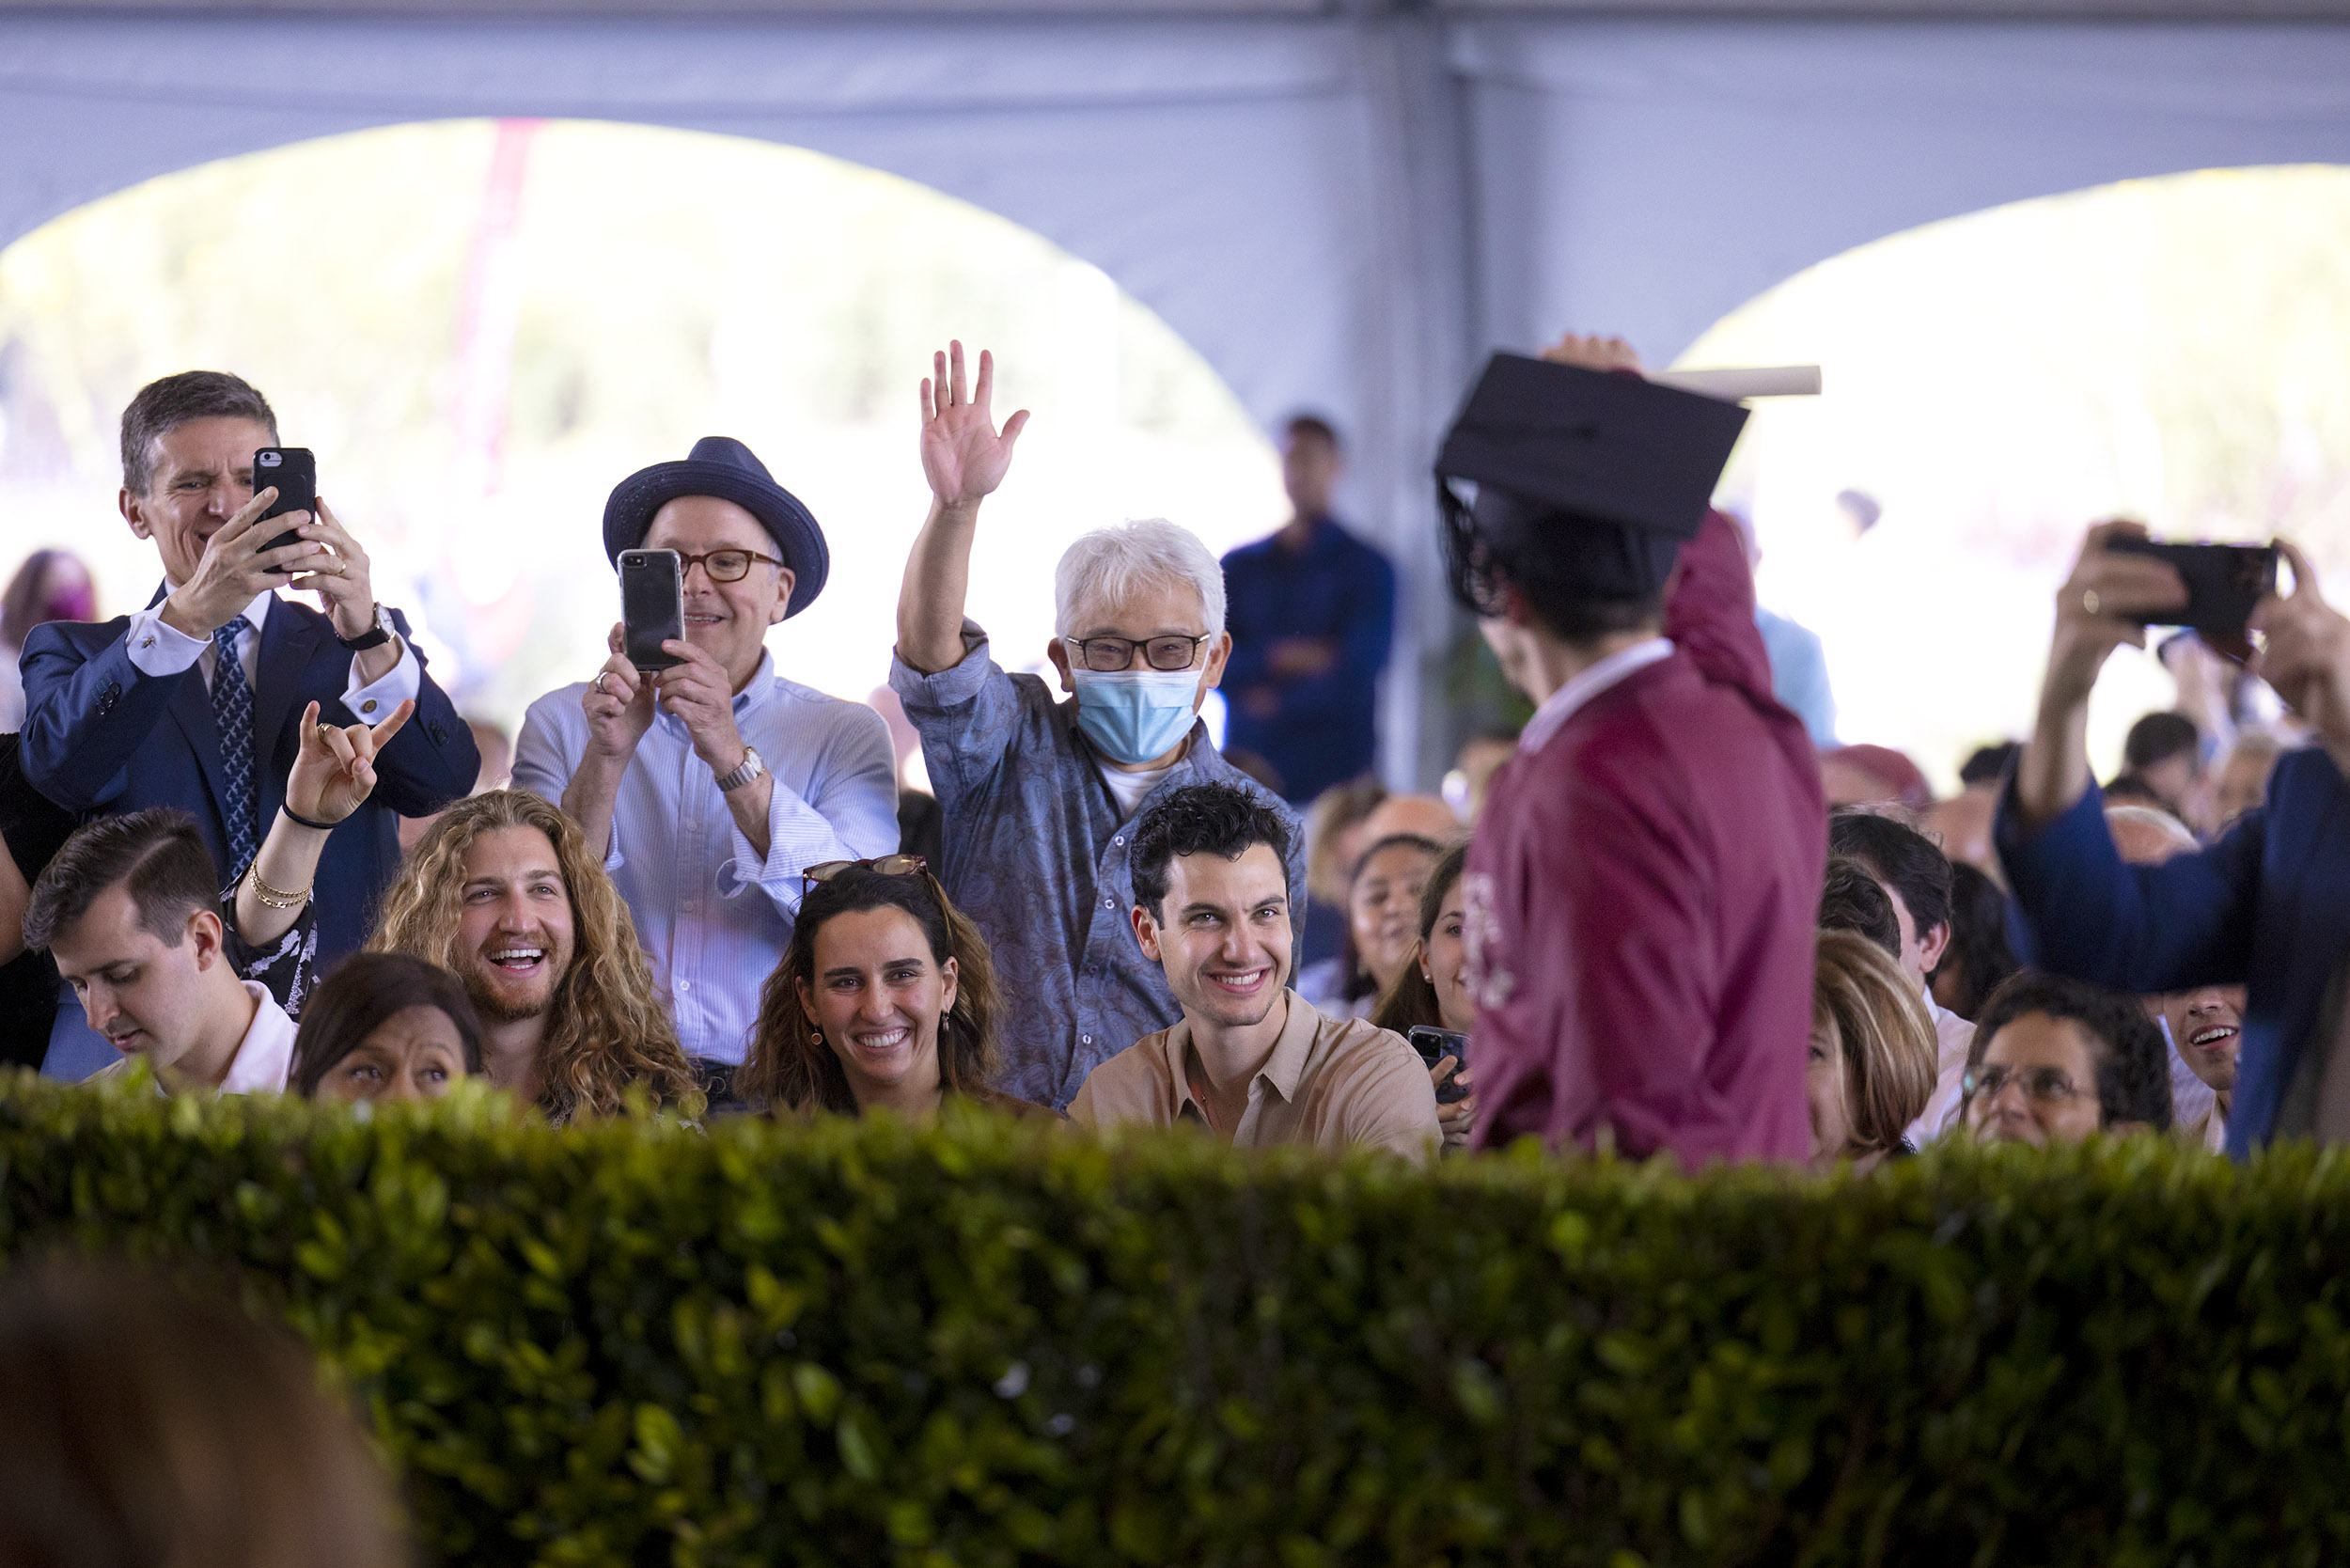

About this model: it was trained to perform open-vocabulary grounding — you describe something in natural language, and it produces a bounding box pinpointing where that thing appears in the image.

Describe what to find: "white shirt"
[95,980,296,1095]
[1518,637,1676,756]
[121,588,421,721]
[1906,988,1978,1146]
[1097,757,1178,819]
[512,651,900,1065]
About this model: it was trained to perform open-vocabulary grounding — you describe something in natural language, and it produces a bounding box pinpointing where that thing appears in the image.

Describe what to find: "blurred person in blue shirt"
[1219,416,1397,803]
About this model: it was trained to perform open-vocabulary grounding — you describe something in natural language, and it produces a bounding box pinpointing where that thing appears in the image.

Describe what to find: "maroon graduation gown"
[1464,510,1825,1163]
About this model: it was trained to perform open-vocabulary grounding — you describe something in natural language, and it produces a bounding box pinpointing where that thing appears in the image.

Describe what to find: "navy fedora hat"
[602,436,829,619]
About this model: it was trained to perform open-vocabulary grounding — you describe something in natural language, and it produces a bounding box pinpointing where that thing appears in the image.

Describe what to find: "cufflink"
[139,635,154,650]
[361,699,377,714]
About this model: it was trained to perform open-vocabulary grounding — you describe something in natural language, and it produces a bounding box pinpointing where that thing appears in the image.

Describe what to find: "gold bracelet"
[245,865,312,910]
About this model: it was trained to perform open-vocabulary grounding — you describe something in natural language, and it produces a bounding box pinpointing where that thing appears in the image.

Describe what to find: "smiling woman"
[0,118,1282,738]
[739,860,1051,1121]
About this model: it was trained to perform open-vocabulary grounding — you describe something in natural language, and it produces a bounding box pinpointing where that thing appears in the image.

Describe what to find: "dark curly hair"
[1818,856,1900,960]
[1130,782,1293,922]
[1967,970,2171,1131]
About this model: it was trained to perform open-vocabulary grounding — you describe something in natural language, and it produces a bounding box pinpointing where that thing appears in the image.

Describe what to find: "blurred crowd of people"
[0,329,2327,1179]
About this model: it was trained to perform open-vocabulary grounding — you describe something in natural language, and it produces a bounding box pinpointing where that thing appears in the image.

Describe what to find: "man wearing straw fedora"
[513,437,898,1084]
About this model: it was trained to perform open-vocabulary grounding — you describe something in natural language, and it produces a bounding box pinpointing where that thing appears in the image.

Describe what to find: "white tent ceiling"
[8,4,2350,780]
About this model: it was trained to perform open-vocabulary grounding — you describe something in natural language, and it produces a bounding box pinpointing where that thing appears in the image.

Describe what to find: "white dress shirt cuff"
[717,782,847,914]
[603,814,625,874]
[340,636,420,722]
[124,606,208,679]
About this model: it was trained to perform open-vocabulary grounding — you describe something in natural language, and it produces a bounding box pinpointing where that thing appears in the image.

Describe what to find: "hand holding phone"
[253,447,316,572]
[619,549,685,671]
[2102,537,2279,639]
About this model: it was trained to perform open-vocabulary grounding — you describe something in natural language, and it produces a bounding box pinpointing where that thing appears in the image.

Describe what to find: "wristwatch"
[336,603,396,652]
[714,746,767,793]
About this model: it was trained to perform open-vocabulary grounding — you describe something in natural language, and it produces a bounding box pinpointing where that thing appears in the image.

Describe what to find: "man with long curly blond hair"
[367,790,697,1121]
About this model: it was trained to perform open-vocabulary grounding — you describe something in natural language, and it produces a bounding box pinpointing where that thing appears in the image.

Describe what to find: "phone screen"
[253,447,316,569]
[620,549,685,671]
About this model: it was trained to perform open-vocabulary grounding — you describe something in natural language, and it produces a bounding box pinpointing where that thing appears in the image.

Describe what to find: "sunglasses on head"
[801,854,929,894]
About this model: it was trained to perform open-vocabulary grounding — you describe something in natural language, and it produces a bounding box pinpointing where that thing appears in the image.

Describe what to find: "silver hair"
[1054,518,1227,638]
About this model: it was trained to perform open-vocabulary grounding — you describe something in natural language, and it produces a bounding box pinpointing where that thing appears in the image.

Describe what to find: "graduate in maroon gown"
[1440,337,1825,1163]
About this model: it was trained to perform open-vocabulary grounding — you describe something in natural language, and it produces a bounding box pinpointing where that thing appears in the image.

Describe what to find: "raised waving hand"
[919,341,1029,510]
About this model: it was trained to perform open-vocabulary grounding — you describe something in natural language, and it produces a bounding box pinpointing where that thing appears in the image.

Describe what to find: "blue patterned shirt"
[889,622,1308,1109]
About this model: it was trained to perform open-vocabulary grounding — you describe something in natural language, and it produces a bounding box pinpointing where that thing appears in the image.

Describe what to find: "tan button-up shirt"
[1069,991,1439,1163]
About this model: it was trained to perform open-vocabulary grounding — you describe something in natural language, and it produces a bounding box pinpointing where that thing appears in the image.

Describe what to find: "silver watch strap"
[714,746,766,792]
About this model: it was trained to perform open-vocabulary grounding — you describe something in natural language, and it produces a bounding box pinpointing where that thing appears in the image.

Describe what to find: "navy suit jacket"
[21,593,478,960]
[1995,752,2350,1156]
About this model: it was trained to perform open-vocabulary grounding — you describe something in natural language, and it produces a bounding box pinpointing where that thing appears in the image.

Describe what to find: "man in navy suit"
[1998,519,2350,1156]
[21,371,478,1077]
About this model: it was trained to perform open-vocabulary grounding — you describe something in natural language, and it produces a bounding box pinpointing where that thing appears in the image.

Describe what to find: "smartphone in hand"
[619,549,685,671]
[1408,1026,1473,1105]
[2103,538,2279,637]
[252,447,316,571]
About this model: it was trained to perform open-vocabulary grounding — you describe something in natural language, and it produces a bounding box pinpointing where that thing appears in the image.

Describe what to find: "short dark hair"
[1131,783,1293,920]
[23,810,219,953]
[119,371,278,496]
[1283,414,1340,452]
[1928,861,2021,1022]
[1968,970,2172,1130]
[290,953,486,1098]
[1819,856,1900,959]
[2123,712,2201,774]
[1827,809,1952,942]
[1441,494,1668,644]
[1957,742,2019,789]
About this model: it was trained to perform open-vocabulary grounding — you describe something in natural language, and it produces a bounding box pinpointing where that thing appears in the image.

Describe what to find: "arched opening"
[0,118,1284,739]
[1681,165,2350,789]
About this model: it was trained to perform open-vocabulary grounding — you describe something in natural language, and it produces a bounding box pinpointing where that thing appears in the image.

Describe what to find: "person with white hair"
[889,342,1305,1109]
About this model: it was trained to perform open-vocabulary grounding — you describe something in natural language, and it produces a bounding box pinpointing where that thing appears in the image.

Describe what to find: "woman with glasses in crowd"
[1962,970,2172,1145]
[290,951,482,1104]
[738,855,1053,1121]
[1368,841,1478,1148]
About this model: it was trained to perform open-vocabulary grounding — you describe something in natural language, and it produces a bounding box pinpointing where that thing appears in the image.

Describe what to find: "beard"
[462,961,557,1025]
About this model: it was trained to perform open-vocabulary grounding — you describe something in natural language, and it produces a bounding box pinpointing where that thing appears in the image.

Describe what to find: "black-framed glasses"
[1962,1064,2087,1105]
[802,854,928,894]
[1063,634,1212,673]
[675,549,785,584]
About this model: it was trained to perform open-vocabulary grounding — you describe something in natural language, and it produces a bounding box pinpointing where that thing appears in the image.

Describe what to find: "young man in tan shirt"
[1069,781,1439,1161]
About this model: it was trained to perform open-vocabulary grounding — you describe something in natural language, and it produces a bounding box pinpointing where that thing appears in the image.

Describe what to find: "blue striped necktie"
[211,615,258,875]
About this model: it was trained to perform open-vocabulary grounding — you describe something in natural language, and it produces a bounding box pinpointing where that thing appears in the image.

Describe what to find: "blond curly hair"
[367,789,698,1122]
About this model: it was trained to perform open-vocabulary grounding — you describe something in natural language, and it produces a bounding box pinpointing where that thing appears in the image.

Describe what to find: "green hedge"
[3,1072,2348,1567]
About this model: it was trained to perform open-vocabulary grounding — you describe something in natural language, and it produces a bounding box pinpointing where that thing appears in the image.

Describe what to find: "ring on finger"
[2082,588,2101,618]
[594,673,609,697]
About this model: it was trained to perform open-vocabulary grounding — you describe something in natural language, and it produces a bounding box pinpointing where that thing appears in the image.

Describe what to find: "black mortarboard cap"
[1436,353,1748,539]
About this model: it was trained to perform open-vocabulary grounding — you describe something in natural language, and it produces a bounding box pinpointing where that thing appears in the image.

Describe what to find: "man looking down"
[890,342,1304,1109]
[1070,783,1437,1160]
[1442,335,1825,1162]
[24,809,295,1095]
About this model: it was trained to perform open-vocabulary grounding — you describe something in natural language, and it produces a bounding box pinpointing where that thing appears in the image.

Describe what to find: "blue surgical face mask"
[1071,666,1202,765]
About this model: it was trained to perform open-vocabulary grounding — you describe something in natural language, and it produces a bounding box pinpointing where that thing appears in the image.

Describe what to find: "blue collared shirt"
[1219,516,1396,802]
[513,651,899,1065]
[889,622,1308,1109]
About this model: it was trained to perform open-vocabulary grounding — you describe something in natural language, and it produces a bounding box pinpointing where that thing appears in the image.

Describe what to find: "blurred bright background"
[1688,164,2350,792]
[0,118,1285,744]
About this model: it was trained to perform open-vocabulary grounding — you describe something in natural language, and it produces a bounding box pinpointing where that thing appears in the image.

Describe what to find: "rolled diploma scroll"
[1649,366,1822,400]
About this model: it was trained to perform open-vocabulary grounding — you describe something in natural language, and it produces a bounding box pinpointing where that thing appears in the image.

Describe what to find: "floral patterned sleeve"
[220,892,322,1020]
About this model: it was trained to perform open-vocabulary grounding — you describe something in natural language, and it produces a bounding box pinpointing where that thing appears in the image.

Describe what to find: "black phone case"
[1408,1027,1472,1105]
[253,447,315,563]
[2104,539,2278,636]
[620,550,685,671]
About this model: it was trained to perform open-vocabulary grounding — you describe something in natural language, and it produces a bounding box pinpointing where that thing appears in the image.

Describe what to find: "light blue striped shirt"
[513,651,899,1065]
